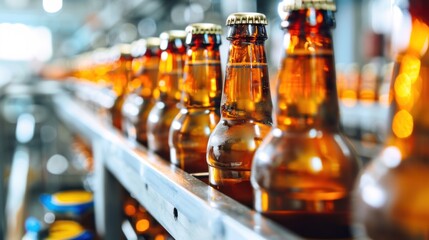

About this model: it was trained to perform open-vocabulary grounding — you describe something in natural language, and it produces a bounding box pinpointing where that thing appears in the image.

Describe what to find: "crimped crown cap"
[226,12,268,26]
[160,30,187,41]
[186,23,223,35]
[282,0,336,11]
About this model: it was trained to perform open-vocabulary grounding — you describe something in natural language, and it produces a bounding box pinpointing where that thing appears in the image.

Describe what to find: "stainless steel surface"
[53,93,300,240]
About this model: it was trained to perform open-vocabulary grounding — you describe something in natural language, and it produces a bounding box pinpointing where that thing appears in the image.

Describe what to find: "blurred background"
[0,0,398,80]
[0,0,406,238]
[0,0,403,161]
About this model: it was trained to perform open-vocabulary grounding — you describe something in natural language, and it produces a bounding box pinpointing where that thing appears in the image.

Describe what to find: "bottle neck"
[112,55,133,96]
[157,40,186,102]
[221,24,273,123]
[182,34,222,108]
[137,49,161,99]
[276,10,339,132]
[386,16,429,158]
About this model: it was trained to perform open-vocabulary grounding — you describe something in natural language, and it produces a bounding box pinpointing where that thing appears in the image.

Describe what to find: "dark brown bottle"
[353,0,429,239]
[122,38,161,146]
[251,1,361,239]
[109,44,133,131]
[168,23,223,174]
[206,13,273,207]
[147,31,186,161]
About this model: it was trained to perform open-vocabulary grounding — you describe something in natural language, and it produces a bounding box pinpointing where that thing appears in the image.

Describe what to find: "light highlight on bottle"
[392,110,413,138]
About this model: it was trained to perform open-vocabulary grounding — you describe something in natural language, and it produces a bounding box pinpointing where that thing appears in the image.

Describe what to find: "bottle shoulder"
[170,109,219,133]
[207,119,272,146]
[354,148,429,238]
[252,128,360,175]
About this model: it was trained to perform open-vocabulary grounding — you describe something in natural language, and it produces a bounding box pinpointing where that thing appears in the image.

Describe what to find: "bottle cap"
[226,12,268,26]
[118,43,132,56]
[146,37,161,47]
[185,23,223,35]
[282,0,336,11]
[160,30,187,41]
[131,39,146,57]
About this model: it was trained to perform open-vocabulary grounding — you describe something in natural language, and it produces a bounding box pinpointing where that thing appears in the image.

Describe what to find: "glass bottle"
[122,38,161,145]
[147,31,186,161]
[169,23,223,174]
[250,1,361,238]
[109,44,133,131]
[206,13,273,207]
[353,0,429,239]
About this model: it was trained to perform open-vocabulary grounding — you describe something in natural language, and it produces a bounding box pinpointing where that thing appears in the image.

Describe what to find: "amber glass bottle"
[122,38,161,145]
[251,1,360,239]
[147,31,186,161]
[206,13,273,207]
[353,1,429,239]
[109,44,133,131]
[169,24,223,174]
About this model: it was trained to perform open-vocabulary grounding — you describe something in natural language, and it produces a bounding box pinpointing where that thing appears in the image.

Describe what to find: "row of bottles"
[68,4,357,239]
[110,5,357,238]
[59,0,429,239]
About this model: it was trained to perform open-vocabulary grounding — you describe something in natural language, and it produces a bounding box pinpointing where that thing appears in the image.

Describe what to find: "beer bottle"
[206,13,273,207]
[353,0,429,239]
[250,1,360,238]
[122,38,161,145]
[168,23,223,174]
[147,31,186,161]
[110,44,133,131]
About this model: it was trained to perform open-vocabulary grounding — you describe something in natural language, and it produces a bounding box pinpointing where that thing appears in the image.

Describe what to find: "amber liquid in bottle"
[122,42,161,146]
[110,45,133,131]
[207,17,273,208]
[169,27,222,174]
[251,9,360,239]
[147,32,186,161]
[354,3,429,239]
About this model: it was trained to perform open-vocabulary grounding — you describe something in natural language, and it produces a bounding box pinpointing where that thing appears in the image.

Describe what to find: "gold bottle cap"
[160,30,187,41]
[185,23,223,35]
[131,39,146,57]
[282,0,336,11]
[226,12,268,26]
[111,43,132,58]
[146,37,161,47]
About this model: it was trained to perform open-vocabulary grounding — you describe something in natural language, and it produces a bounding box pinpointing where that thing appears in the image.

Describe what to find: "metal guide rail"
[53,92,300,240]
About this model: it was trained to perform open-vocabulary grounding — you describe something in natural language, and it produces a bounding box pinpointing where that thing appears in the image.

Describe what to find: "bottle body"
[207,15,273,207]
[122,40,161,146]
[170,109,219,173]
[147,98,181,160]
[109,45,133,131]
[252,130,357,238]
[208,119,271,206]
[353,7,429,238]
[251,8,359,239]
[147,31,186,161]
[169,26,223,174]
